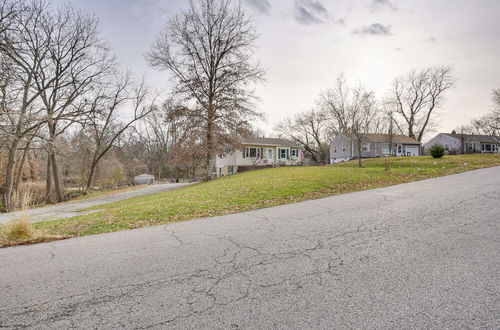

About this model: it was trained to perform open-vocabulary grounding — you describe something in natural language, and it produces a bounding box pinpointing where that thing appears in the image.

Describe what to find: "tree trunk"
[3,141,19,211]
[28,148,37,180]
[14,141,32,193]
[45,155,52,202]
[205,112,214,179]
[47,122,64,202]
[357,139,363,168]
[408,121,414,140]
[50,150,64,202]
[86,161,98,191]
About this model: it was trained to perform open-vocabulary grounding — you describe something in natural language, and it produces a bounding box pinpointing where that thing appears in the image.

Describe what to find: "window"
[397,145,402,154]
[482,144,495,153]
[382,143,390,154]
[279,148,287,159]
[362,143,370,152]
[333,148,337,153]
[245,147,260,158]
[444,144,450,152]
[466,142,474,152]
[342,144,346,152]
[228,166,234,174]
[291,149,298,158]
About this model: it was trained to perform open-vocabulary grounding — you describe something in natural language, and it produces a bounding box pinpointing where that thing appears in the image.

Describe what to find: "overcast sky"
[56,0,500,141]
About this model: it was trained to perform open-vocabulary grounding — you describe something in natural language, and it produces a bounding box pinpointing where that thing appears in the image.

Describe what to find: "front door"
[267,149,273,164]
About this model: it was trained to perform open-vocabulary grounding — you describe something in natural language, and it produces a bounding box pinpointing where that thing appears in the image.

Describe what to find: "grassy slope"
[35,154,500,238]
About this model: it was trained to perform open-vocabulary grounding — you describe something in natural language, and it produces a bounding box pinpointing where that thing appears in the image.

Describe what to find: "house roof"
[241,137,299,147]
[442,133,500,143]
[135,173,154,178]
[342,133,421,145]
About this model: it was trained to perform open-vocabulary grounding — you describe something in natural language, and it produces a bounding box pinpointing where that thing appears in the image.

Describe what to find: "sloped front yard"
[2,154,499,247]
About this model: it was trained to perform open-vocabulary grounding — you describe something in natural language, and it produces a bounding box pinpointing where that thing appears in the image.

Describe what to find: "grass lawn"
[24,154,499,242]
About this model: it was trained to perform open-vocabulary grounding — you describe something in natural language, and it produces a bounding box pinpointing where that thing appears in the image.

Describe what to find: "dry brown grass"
[3,217,35,240]
[0,217,67,248]
[0,188,68,247]
[9,181,46,211]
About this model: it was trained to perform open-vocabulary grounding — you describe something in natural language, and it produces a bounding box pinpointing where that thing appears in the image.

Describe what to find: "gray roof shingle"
[343,133,421,144]
[443,133,500,143]
[241,137,299,147]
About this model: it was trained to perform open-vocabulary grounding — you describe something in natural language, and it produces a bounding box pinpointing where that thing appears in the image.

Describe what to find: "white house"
[424,133,500,154]
[215,137,303,177]
[330,133,421,163]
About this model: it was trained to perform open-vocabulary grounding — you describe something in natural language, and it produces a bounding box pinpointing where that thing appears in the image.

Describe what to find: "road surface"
[0,183,192,224]
[0,167,498,329]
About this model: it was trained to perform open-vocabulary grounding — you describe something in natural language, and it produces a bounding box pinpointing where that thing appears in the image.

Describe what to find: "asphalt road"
[1,167,499,329]
[0,183,192,224]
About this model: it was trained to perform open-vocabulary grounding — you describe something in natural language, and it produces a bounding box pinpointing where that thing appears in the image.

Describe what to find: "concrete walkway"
[0,183,193,224]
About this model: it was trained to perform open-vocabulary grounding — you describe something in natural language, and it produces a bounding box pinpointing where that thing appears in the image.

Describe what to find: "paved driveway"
[0,167,498,329]
[0,183,192,224]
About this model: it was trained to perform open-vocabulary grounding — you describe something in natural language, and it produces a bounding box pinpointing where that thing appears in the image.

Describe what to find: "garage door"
[405,145,419,156]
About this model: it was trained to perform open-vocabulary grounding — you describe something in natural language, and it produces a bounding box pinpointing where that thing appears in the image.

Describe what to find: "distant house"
[424,133,500,154]
[133,173,154,185]
[330,133,421,163]
[215,137,303,177]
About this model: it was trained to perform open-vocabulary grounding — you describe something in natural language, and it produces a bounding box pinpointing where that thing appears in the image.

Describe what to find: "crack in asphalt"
[1,168,499,329]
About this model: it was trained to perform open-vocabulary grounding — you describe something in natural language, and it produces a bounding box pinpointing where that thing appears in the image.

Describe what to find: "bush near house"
[430,144,445,158]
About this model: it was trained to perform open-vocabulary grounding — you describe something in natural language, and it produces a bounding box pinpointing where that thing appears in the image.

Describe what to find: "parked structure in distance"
[133,174,155,185]
[330,133,421,163]
[216,137,303,177]
[424,133,500,154]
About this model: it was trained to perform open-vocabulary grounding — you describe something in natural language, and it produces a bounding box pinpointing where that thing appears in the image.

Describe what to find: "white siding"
[216,144,302,176]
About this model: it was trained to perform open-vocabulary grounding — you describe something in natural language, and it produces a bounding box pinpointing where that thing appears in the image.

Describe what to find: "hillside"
[30,154,500,240]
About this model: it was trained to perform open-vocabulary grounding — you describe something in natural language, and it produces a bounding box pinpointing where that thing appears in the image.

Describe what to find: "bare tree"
[386,110,396,156]
[494,89,500,109]
[388,65,455,142]
[463,90,500,137]
[350,89,379,167]
[162,101,207,179]
[83,74,152,190]
[321,75,380,167]
[276,109,332,163]
[34,5,114,201]
[137,98,186,179]
[0,1,114,205]
[491,88,500,132]
[0,0,19,35]
[469,116,498,136]
[147,0,265,178]
[0,1,48,210]
[318,75,352,134]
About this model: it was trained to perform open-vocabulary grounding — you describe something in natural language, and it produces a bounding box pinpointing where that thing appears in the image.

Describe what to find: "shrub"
[2,218,35,240]
[0,217,66,247]
[430,144,445,158]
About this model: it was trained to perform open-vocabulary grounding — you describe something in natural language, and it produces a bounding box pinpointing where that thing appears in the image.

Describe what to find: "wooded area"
[0,0,263,211]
